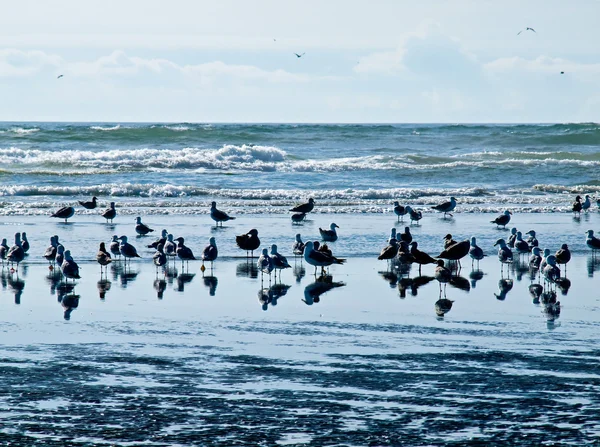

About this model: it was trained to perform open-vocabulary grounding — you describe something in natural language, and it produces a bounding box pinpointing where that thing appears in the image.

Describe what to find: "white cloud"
[0,49,62,77]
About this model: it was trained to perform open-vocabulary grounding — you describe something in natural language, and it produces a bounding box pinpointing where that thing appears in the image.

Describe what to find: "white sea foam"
[9,127,40,135]
[90,124,122,131]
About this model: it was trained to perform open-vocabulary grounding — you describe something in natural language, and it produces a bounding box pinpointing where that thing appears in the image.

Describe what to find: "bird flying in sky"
[294,52,305,58]
[57,74,64,79]
[517,27,536,35]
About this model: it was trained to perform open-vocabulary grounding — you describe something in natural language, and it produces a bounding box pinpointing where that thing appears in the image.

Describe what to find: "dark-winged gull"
[118,235,141,263]
[293,234,305,256]
[175,237,196,268]
[585,230,600,254]
[543,255,561,284]
[21,232,30,254]
[393,201,406,222]
[0,238,9,265]
[291,212,307,223]
[96,242,112,273]
[404,206,422,224]
[378,238,398,262]
[529,247,542,270]
[153,243,167,273]
[514,231,530,255]
[469,237,485,268]
[210,201,236,226]
[409,241,437,274]
[102,202,117,223]
[109,235,121,259]
[319,223,339,242]
[555,244,571,273]
[257,248,274,282]
[270,244,291,277]
[55,245,65,266]
[43,236,58,264]
[399,226,412,244]
[316,241,332,257]
[396,241,415,266]
[443,234,457,249]
[135,217,154,235]
[491,210,511,228]
[61,250,80,282]
[572,195,582,215]
[79,197,98,209]
[7,233,25,270]
[236,229,260,257]
[432,197,457,218]
[201,237,218,270]
[437,239,470,270]
[148,229,168,249]
[494,238,513,270]
[434,259,452,294]
[525,230,538,249]
[51,206,75,222]
[294,52,306,58]
[539,248,551,271]
[303,241,345,275]
[507,227,518,248]
[289,198,315,214]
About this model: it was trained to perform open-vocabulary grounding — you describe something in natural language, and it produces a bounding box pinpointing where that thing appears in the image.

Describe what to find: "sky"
[1,0,599,123]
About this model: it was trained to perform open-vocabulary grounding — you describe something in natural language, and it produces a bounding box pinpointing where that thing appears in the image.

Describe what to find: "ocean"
[1,123,600,446]
[1,122,599,216]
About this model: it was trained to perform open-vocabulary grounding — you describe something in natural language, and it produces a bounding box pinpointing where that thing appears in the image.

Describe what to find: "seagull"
[378,238,398,262]
[560,71,565,75]
[96,242,112,273]
[290,198,315,214]
[494,238,513,267]
[540,248,551,271]
[257,248,274,282]
[6,233,25,271]
[507,227,518,248]
[55,245,65,266]
[270,244,291,277]
[201,237,218,270]
[118,235,141,263]
[294,52,306,58]
[517,27,536,35]
[135,216,154,236]
[409,241,437,274]
[555,243,571,273]
[51,206,75,223]
[21,232,30,254]
[41,236,57,264]
[399,227,412,244]
[469,237,485,268]
[102,202,117,223]
[61,250,81,282]
[291,213,307,223]
[293,234,305,256]
[443,234,457,249]
[389,228,397,243]
[0,238,10,265]
[393,201,406,222]
[514,231,531,255]
[210,201,235,226]
[236,229,260,257]
[319,223,339,242]
[572,195,583,215]
[543,255,561,284]
[585,230,600,253]
[582,194,591,213]
[147,229,168,249]
[303,241,345,275]
[153,243,168,273]
[57,74,64,79]
[525,230,539,249]
[109,235,121,259]
[78,197,98,209]
[164,234,177,259]
[175,237,196,268]
[431,197,457,218]
[396,241,415,266]
[404,206,422,224]
[434,260,452,295]
[529,247,542,270]
[491,210,511,228]
[437,239,470,269]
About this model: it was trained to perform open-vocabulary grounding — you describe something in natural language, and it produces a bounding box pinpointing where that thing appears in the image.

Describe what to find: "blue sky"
[1,0,599,122]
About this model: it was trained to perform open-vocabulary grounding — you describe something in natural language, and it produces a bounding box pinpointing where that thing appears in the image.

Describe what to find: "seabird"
[319,223,339,242]
[0,238,9,265]
[555,243,571,272]
[293,234,305,256]
[236,229,260,257]
[303,241,345,275]
[20,232,30,254]
[210,201,236,226]
[507,227,518,248]
[540,248,551,271]
[396,241,415,266]
[434,259,452,293]
[410,241,437,274]
[529,247,542,270]
[378,238,398,262]
[57,74,64,79]
[61,250,81,281]
[491,210,511,228]
[257,248,274,281]
[585,230,600,253]
[517,27,536,35]
[118,235,141,263]
[443,234,457,249]
[316,241,332,257]
[469,237,485,267]
[393,201,406,222]
[543,255,561,284]
[201,237,218,270]
[399,227,412,244]
[51,206,75,222]
[153,243,167,272]
[135,216,154,235]
[109,235,121,259]
[494,238,513,267]
[164,234,177,259]
[290,198,315,214]
[514,231,530,255]
[389,228,397,242]
[582,195,591,213]
[55,245,65,266]
[431,197,457,218]
[78,197,98,209]
[7,233,25,270]
[96,242,112,273]
[271,244,291,276]
[43,236,58,264]
[291,213,307,223]
[175,237,196,267]
[102,202,117,223]
[404,206,422,224]
[525,230,539,249]
[572,195,582,215]
[147,229,168,249]
[294,52,306,58]
[437,239,470,269]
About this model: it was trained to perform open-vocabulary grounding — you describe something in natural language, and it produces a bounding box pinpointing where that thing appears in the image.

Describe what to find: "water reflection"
[449,274,470,292]
[397,275,434,298]
[153,278,167,299]
[237,260,258,279]
[202,274,218,296]
[46,270,63,296]
[293,263,306,284]
[97,279,112,300]
[494,278,514,300]
[61,293,80,320]
[176,273,196,292]
[6,273,25,304]
[258,283,292,310]
[435,297,454,317]
[379,270,399,288]
[303,275,345,305]
[469,269,485,289]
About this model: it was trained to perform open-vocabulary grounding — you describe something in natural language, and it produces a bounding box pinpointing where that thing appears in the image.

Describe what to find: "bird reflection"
[202,274,218,296]
[176,272,196,292]
[510,258,530,281]
[397,275,434,298]
[97,279,112,300]
[469,269,485,289]
[555,277,571,295]
[237,260,258,279]
[293,263,306,284]
[154,278,167,299]
[587,255,600,277]
[529,283,543,304]
[7,274,25,304]
[57,282,75,303]
[46,270,63,295]
[449,274,470,292]
[379,270,399,288]
[120,270,139,287]
[495,278,514,300]
[303,275,345,305]
[435,297,454,317]
[258,283,292,310]
[61,293,80,320]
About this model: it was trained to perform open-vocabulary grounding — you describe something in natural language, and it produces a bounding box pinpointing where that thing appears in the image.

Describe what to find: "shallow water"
[1,212,600,445]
